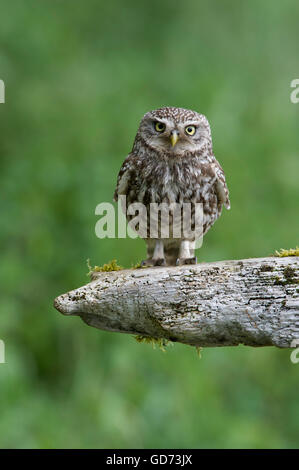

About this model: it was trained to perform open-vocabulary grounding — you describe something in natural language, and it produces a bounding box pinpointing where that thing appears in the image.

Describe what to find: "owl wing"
[113,153,137,202]
[211,158,230,210]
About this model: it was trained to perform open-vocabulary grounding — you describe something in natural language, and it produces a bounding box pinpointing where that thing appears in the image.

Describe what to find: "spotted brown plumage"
[114,107,230,266]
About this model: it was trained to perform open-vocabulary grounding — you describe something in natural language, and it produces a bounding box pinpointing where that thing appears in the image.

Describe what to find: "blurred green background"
[0,0,298,449]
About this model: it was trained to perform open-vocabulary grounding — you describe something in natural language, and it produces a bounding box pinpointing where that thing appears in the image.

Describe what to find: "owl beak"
[170,130,179,147]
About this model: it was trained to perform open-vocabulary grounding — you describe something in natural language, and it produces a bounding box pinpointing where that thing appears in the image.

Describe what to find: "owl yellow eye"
[154,121,166,133]
[185,125,196,136]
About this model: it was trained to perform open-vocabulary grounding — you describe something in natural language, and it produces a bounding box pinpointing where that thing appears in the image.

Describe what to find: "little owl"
[114,107,230,266]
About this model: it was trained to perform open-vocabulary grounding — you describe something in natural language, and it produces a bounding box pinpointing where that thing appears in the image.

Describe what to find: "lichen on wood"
[54,256,299,349]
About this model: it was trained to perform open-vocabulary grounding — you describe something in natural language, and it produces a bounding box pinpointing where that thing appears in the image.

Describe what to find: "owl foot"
[176,256,197,266]
[141,258,166,267]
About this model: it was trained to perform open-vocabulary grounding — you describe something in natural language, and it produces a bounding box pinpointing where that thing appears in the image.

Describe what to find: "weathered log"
[54,256,299,348]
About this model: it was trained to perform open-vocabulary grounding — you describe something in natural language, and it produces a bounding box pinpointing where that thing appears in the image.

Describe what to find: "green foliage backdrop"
[0,0,298,448]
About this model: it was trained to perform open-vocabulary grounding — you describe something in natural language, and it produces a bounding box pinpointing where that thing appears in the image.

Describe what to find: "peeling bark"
[54,256,299,348]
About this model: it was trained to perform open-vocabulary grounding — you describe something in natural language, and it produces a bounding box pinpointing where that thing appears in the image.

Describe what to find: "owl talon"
[141,258,166,267]
[176,257,197,266]
[154,258,166,267]
[141,259,154,267]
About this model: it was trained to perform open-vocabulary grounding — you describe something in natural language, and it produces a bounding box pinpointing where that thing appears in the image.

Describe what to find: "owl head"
[134,107,212,156]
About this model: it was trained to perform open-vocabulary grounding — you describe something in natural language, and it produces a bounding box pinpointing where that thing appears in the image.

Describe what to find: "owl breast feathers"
[114,107,230,266]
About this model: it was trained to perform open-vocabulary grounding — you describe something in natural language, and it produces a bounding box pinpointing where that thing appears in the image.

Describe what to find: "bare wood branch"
[54,256,299,348]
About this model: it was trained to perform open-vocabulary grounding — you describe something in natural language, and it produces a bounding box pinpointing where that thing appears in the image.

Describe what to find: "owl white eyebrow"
[184,122,198,127]
[152,118,168,124]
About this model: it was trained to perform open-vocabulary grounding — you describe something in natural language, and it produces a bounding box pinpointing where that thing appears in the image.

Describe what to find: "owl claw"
[176,257,197,266]
[154,258,166,267]
[141,258,166,267]
[141,259,153,267]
